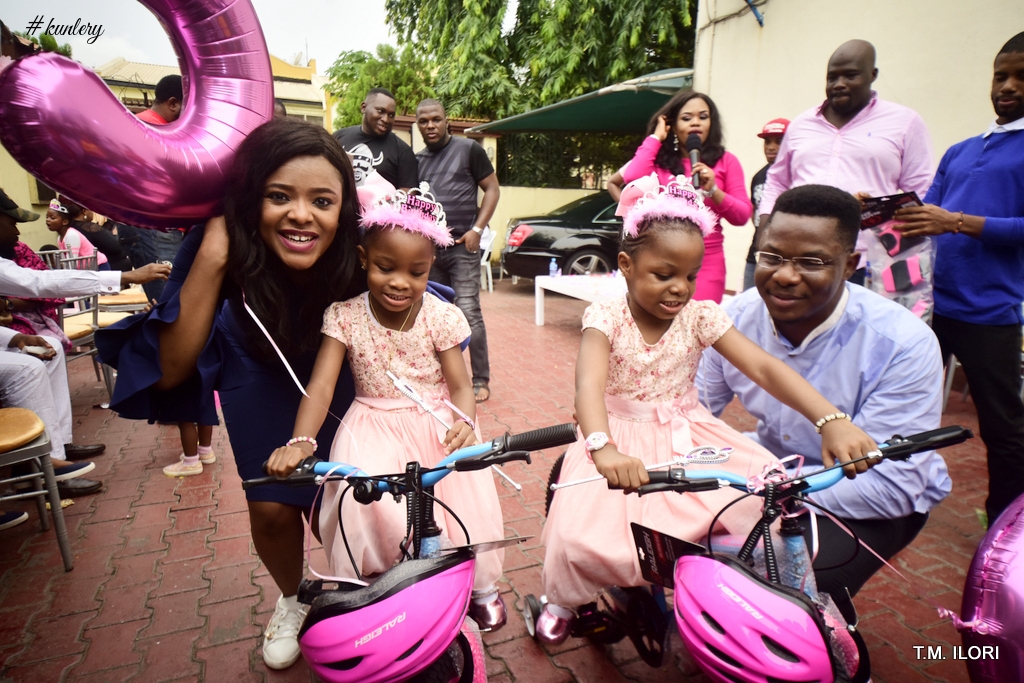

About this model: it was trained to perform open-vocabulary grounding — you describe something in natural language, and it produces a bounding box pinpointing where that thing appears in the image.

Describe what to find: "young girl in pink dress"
[45,199,108,268]
[267,187,508,631]
[534,174,879,643]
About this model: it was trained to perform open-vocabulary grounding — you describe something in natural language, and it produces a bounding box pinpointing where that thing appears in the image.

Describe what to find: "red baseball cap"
[757,118,789,139]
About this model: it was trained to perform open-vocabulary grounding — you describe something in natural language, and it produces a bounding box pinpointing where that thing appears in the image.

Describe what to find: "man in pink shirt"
[757,40,934,282]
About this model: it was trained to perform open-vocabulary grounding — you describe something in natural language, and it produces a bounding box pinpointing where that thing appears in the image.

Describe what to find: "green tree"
[13,32,72,58]
[325,44,436,130]
[386,0,695,118]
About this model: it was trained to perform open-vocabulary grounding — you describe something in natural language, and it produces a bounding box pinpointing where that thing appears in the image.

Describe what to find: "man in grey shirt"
[415,99,500,401]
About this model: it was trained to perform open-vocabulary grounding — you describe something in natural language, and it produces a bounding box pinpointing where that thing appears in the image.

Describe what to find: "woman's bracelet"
[286,436,318,453]
[954,211,964,234]
[814,413,851,433]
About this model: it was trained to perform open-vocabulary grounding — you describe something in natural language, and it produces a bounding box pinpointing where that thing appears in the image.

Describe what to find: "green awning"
[466,68,693,135]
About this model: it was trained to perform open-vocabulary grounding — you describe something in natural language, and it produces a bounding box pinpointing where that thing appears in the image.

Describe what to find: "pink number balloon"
[0,0,272,229]
[960,494,1024,682]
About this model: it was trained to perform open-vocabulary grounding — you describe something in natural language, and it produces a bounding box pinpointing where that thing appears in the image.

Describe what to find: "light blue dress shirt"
[696,284,951,520]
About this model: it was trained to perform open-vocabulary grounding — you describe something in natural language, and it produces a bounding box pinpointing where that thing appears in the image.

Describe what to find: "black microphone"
[686,133,702,188]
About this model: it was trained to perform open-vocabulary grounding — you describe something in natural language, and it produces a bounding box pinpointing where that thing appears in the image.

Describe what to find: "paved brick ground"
[0,278,984,682]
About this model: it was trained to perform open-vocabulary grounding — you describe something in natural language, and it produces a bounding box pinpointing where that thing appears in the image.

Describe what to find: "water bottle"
[864,261,873,291]
[779,530,818,598]
[549,258,559,278]
[420,532,455,558]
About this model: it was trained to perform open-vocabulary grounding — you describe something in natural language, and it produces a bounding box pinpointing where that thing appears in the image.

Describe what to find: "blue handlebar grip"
[681,466,846,494]
[800,467,846,493]
[423,441,496,487]
[310,461,367,478]
[683,469,749,487]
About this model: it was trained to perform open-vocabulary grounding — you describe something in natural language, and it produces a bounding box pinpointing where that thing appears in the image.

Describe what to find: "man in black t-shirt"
[415,99,500,404]
[743,118,789,290]
[333,88,419,190]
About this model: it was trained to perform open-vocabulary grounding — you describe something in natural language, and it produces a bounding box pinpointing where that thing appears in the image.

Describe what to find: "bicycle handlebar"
[636,426,973,497]
[242,423,579,492]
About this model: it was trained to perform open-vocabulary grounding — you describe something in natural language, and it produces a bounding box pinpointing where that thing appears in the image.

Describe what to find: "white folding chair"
[479,227,495,293]
[38,248,72,271]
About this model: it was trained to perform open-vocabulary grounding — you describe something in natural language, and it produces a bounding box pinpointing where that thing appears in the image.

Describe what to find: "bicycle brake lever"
[453,449,532,471]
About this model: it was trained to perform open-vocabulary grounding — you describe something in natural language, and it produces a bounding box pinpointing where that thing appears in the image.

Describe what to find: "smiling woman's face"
[257,155,343,271]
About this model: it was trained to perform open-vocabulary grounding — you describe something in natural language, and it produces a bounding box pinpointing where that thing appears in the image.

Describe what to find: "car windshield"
[546,193,611,216]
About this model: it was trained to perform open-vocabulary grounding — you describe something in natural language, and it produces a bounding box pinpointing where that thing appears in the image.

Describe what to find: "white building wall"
[692,0,1022,292]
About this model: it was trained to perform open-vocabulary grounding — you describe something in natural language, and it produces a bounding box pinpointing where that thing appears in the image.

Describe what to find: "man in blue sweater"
[895,32,1024,521]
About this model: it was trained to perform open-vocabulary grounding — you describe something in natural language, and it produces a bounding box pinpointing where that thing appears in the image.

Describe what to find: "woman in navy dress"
[99,118,363,670]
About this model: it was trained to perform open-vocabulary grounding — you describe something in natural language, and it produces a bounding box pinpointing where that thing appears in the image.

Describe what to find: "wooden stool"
[0,408,74,571]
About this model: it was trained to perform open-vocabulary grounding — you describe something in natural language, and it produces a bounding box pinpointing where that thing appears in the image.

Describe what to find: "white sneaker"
[262,595,308,670]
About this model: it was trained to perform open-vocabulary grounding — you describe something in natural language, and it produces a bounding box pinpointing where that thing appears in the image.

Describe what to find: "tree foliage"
[324,44,436,130]
[386,0,695,119]
[13,32,72,57]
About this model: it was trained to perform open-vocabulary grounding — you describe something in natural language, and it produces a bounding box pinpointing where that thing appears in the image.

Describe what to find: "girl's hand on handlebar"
[266,444,313,478]
[593,446,649,492]
[820,420,880,479]
[443,420,478,455]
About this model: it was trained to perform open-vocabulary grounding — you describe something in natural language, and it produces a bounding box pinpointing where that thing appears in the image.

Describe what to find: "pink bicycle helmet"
[673,553,859,683]
[299,548,475,683]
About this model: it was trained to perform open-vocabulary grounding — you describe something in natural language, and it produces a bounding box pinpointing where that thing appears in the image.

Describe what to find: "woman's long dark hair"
[224,118,364,363]
[646,91,726,174]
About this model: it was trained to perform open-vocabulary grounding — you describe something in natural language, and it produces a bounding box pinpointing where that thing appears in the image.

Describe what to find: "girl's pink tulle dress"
[541,296,779,608]
[317,292,504,591]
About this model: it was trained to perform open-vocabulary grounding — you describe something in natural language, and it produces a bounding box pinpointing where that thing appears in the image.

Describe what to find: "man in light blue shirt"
[697,184,951,623]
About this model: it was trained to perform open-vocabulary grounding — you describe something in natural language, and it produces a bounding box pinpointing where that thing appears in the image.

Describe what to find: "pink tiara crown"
[615,174,716,239]
[359,182,453,247]
[49,198,69,214]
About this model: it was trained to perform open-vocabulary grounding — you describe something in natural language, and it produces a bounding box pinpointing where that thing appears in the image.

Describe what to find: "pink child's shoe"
[468,593,507,632]
[535,604,573,645]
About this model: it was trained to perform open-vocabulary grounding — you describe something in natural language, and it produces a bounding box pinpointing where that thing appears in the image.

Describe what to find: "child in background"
[163,420,217,477]
[535,174,880,643]
[266,186,508,631]
[45,199,108,269]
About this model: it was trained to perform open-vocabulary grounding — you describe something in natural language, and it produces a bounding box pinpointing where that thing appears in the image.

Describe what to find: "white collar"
[983,116,1024,137]
[770,286,850,352]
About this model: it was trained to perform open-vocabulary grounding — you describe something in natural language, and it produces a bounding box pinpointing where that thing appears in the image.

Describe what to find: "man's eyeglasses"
[754,251,844,272]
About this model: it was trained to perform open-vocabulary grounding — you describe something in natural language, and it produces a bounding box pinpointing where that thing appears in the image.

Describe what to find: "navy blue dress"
[97,226,355,507]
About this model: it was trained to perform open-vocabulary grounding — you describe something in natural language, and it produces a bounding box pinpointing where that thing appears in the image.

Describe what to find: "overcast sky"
[2,0,395,72]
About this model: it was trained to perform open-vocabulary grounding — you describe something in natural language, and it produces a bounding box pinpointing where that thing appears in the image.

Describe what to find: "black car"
[501,191,622,279]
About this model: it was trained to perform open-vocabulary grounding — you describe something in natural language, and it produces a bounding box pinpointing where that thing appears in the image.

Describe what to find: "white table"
[534,275,628,325]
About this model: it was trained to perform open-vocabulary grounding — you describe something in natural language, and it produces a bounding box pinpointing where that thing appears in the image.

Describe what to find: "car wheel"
[564,250,612,276]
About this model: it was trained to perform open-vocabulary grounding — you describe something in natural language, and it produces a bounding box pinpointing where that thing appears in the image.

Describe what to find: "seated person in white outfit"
[0,189,170,496]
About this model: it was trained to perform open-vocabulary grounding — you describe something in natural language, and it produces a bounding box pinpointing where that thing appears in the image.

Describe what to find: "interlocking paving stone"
[0,280,986,681]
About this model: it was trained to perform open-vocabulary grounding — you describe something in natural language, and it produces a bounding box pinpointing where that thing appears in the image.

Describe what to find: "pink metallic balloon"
[0,0,272,229]
[960,494,1024,682]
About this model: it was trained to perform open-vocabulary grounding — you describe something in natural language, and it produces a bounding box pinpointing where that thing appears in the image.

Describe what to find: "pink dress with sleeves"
[316,292,504,591]
[540,296,778,608]
[623,136,752,303]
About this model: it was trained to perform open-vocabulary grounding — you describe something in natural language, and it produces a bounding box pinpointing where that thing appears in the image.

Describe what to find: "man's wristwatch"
[585,431,613,452]
[470,226,484,234]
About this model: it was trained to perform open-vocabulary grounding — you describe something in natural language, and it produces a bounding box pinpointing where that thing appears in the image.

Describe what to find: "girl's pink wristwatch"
[585,432,612,452]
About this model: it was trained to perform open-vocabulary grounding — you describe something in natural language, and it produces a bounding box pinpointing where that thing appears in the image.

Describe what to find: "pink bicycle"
[244,423,578,683]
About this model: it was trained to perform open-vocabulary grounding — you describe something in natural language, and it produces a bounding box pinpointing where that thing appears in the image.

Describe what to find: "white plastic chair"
[479,227,496,293]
